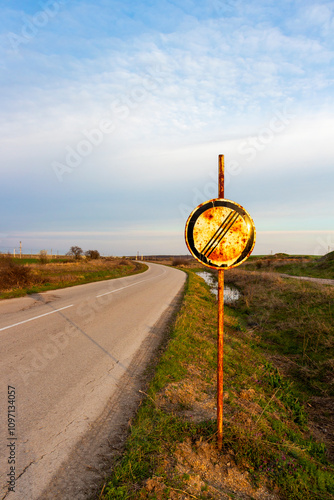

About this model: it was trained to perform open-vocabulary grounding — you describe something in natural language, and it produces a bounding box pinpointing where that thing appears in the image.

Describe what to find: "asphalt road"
[0,262,186,500]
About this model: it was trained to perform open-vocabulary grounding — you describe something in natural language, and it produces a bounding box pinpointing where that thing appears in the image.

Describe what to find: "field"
[243,252,334,280]
[0,255,147,299]
[99,267,334,500]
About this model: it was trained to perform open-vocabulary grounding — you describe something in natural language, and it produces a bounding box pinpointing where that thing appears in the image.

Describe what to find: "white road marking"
[0,266,168,332]
[96,268,167,298]
[0,305,74,332]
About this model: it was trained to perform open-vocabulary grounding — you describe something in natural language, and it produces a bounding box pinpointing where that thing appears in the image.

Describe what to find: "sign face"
[185,198,256,269]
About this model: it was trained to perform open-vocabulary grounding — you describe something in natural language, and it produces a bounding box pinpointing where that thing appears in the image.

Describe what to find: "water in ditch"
[196,271,240,304]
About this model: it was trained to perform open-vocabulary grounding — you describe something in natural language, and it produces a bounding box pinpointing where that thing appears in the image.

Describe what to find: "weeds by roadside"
[0,256,147,299]
[224,269,334,398]
[0,254,33,291]
[99,270,334,500]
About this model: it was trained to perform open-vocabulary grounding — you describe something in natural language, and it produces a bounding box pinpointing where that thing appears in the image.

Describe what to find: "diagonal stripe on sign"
[201,212,235,256]
[204,212,240,258]
[206,213,239,258]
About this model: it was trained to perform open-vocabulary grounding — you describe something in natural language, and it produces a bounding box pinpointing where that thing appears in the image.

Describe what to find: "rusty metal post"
[217,154,224,451]
[185,153,255,447]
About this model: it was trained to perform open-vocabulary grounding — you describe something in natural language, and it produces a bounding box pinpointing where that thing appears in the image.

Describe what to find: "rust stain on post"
[217,269,224,451]
[217,154,224,451]
[219,154,224,198]
[184,153,255,451]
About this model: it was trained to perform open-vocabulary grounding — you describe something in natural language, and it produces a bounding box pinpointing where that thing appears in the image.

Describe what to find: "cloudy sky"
[1,0,334,256]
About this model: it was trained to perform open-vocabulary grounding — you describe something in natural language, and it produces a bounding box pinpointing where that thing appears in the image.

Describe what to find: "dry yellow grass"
[0,256,146,298]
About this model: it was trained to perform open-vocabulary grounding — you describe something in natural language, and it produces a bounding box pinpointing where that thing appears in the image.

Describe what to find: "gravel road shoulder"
[279,273,334,285]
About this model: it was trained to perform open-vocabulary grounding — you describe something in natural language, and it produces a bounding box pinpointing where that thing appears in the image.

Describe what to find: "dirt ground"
[139,374,280,500]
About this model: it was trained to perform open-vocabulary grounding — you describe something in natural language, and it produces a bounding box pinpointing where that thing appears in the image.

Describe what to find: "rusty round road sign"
[185,198,256,269]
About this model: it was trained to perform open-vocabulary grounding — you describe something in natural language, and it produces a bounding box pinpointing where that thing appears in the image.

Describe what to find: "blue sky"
[1,0,334,256]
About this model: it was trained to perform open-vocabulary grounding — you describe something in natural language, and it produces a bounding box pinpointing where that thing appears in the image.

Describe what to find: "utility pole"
[20,241,22,259]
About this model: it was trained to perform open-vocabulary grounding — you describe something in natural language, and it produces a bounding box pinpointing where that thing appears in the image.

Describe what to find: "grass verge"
[243,252,334,280]
[224,269,334,397]
[0,256,147,299]
[99,269,334,500]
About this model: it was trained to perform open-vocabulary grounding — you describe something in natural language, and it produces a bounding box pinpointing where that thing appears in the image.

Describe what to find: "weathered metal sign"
[185,198,256,269]
[184,155,256,451]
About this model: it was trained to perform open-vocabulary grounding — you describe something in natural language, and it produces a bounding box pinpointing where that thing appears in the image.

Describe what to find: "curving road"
[0,262,186,500]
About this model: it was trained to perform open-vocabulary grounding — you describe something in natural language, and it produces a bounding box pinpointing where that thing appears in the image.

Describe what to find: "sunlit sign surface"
[185,198,256,269]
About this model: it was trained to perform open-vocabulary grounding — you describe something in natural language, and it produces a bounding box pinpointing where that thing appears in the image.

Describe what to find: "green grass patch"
[244,251,334,280]
[275,260,334,280]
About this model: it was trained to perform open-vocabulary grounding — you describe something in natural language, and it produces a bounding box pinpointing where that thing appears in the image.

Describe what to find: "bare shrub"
[66,246,83,260]
[85,250,100,260]
[39,250,49,264]
[172,258,189,267]
[0,255,33,291]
